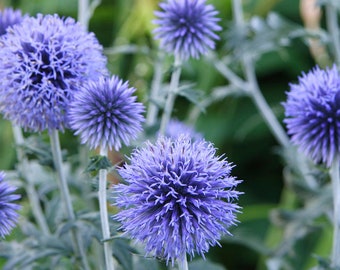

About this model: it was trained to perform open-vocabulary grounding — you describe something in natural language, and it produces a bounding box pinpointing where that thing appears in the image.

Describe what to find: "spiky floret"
[0,171,20,238]
[114,135,241,264]
[0,7,27,35]
[283,65,340,167]
[0,14,107,132]
[153,0,222,60]
[68,76,145,151]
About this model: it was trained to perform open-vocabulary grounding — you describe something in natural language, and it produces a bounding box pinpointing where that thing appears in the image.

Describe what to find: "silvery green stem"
[49,130,90,270]
[330,155,340,267]
[99,147,115,270]
[159,55,182,135]
[326,3,340,66]
[12,125,50,235]
[78,0,89,28]
[178,253,188,270]
[232,0,289,148]
[244,60,290,148]
[78,0,101,29]
[231,0,317,189]
[146,52,165,127]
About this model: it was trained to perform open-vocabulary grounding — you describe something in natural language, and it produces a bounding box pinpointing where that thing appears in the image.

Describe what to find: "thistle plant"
[69,75,145,270]
[284,65,340,268]
[0,171,20,238]
[153,0,221,135]
[114,135,241,267]
[0,13,107,132]
[0,7,27,35]
[164,119,203,141]
[69,75,145,151]
[3,0,340,269]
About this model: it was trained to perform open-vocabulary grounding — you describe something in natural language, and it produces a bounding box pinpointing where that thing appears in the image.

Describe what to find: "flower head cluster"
[68,76,145,151]
[0,7,27,36]
[165,118,203,141]
[0,14,107,132]
[114,135,241,264]
[153,0,222,60]
[0,171,20,238]
[283,65,340,167]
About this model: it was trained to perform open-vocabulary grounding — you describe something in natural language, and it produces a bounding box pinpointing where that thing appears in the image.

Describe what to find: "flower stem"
[159,55,182,135]
[330,154,340,268]
[232,0,290,148]
[49,130,90,270]
[78,0,101,29]
[146,52,165,127]
[99,147,115,270]
[178,253,188,270]
[326,3,340,66]
[12,125,51,235]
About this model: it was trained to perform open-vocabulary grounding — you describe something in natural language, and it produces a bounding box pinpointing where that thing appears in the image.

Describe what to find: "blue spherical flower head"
[0,14,108,132]
[153,0,222,60]
[0,171,21,238]
[283,65,340,167]
[165,118,203,141]
[0,7,27,36]
[68,76,145,151]
[114,135,241,264]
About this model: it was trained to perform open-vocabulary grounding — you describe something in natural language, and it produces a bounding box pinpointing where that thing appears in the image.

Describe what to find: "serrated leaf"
[313,255,340,270]
[85,155,113,176]
[112,238,135,270]
[226,12,328,60]
[177,85,205,111]
[132,255,160,270]
[17,135,55,168]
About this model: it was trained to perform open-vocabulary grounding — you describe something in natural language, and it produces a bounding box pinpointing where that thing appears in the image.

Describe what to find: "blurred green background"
[0,0,321,269]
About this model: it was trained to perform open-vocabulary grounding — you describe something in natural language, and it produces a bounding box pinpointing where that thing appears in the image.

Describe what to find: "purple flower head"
[164,119,203,141]
[0,14,108,132]
[153,0,222,60]
[283,65,340,167]
[113,135,241,264]
[68,76,145,151]
[0,7,27,36]
[0,171,21,238]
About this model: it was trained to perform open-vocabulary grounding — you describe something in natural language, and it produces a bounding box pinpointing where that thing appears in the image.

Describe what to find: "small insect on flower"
[0,171,21,238]
[0,14,108,132]
[68,75,145,151]
[153,0,222,60]
[113,135,242,265]
[283,64,340,167]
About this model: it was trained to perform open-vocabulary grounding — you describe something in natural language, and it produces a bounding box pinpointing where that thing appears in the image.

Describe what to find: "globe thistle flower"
[68,76,145,151]
[0,171,21,238]
[0,7,27,36]
[164,118,203,141]
[283,65,340,167]
[0,14,107,132]
[114,135,241,264]
[153,0,222,60]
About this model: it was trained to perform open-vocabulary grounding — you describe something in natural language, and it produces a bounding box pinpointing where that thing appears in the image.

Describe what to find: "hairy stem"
[159,55,182,135]
[331,155,340,267]
[12,125,50,235]
[49,130,90,270]
[99,147,115,270]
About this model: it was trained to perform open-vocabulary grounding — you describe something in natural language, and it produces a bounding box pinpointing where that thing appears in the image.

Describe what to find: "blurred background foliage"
[0,0,330,269]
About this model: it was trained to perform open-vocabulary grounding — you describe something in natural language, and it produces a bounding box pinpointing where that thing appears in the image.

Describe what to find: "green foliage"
[1,0,340,269]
